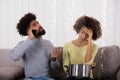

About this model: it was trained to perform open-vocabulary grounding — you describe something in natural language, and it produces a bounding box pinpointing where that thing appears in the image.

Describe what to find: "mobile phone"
[32,30,37,37]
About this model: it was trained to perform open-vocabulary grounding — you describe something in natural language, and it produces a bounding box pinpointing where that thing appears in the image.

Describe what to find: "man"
[10,12,60,80]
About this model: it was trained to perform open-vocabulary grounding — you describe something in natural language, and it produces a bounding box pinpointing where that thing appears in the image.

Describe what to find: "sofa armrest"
[93,45,120,80]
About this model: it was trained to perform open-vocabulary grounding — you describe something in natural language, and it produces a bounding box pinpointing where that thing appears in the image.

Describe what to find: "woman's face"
[78,26,89,40]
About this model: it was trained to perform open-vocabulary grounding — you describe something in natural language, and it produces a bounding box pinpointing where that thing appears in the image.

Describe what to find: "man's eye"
[34,23,38,26]
[36,21,39,24]
[33,24,36,26]
[31,24,36,27]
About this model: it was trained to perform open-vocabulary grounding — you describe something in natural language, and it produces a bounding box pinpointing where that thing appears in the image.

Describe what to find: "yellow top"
[63,41,98,78]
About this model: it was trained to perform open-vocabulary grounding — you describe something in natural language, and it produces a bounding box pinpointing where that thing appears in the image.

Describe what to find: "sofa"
[0,49,24,80]
[0,45,120,80]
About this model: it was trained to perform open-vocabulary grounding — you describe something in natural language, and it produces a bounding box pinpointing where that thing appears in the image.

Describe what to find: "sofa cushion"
[0,66,24,80]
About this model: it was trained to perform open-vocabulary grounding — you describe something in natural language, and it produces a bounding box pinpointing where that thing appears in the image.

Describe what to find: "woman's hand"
[84,27,93,63]
[91,62,96,69]
[84,27,93,42]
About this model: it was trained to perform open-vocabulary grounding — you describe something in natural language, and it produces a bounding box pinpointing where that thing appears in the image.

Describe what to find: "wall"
[0,0,120,48]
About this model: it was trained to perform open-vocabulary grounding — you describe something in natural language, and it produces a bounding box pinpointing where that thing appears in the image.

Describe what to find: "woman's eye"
[81,31,85,34]
[86,33,89,37]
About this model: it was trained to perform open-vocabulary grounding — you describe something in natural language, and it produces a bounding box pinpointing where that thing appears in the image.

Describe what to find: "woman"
[63,16,102,80]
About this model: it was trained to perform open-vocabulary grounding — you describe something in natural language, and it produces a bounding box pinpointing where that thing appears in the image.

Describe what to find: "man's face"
[29,20,46,37]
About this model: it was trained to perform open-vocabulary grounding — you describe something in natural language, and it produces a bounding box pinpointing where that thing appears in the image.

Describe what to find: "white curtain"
[0,0,120,48]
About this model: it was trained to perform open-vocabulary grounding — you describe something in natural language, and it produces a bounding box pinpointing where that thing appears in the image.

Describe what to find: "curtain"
[0,0,119,48]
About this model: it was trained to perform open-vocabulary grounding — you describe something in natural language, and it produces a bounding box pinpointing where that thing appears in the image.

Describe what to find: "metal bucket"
[68,64,91,78]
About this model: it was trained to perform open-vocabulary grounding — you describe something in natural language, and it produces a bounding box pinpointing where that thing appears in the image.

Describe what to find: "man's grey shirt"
[10,37,59,78]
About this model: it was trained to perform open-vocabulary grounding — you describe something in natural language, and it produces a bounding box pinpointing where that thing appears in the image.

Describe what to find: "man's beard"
[32,28,46,38]
[39,28,46,35]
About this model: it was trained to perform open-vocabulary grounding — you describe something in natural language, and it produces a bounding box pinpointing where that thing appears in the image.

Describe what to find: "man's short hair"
[16,12,36,36]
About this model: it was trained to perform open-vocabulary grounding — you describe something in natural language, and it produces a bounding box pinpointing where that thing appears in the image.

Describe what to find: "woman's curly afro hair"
[73,15,102,40]
[16,12,36,36]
